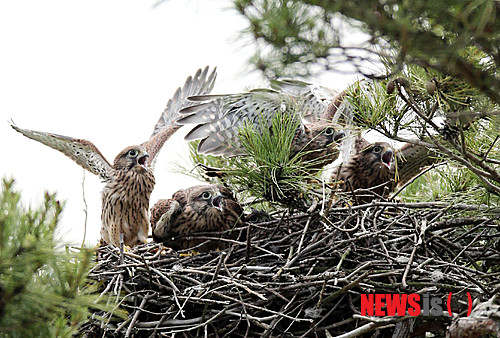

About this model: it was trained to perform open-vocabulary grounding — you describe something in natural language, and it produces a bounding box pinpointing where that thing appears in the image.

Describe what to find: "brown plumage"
[11,67,217,247]
[151,185,243,251]
[291,122,345,170]
[100,145,155,246]
[177,79,345,168]
[332,137,438,203]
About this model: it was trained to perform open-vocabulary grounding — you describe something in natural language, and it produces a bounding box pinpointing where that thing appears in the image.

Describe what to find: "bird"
[325,80,443,203]
[150,184,243,251]
[11,66,217,247]
[176,79,346,170]
[331,136,439,203]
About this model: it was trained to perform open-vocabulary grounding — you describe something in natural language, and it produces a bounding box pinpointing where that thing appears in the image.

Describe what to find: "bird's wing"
[144,66,217,168]
[177,88,300,156]
[150,199,182,241]
[395,142,440,186]
[171,187,190,208]
[11,124,114,181]
[217,184,244,217]
[270,79,339,123]
[217,184,238,201]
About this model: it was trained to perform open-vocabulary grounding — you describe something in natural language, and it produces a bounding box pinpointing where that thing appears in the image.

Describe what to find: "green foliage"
[0,178,108,337]
[185,109,327,208]
[345,64,491,136]
[234,0,500,200]
[235,0,342,78]
[399,166,500,208]
[180,0,500,208]
[342,64,500,201]
[235,0,500,104]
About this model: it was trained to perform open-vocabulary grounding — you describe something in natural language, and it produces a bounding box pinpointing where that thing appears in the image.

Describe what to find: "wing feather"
[150,66,217,138]
[270,79,338,123]
[395,143,440,185]
[11,125,114,180]
[178,89,299,155]
[145,66,217,168]
[150,199,182,241]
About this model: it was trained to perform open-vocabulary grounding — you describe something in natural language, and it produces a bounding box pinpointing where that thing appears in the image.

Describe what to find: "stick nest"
[79,199,500,337]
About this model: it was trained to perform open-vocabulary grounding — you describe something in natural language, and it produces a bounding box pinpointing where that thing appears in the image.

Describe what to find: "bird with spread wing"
[11,66,216,247]
[177,79,346,170]
[150,184,243,251]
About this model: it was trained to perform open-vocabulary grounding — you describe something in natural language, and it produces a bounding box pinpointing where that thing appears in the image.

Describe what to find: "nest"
[79,198,500,337]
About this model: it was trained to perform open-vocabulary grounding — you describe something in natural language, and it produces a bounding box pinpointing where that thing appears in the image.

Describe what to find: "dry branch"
[79,199,499,337]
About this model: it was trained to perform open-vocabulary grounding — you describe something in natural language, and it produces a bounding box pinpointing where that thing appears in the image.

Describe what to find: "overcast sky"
[0,0,358,246]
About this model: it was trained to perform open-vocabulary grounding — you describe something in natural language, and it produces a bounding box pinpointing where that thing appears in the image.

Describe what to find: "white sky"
[0,0,357,246]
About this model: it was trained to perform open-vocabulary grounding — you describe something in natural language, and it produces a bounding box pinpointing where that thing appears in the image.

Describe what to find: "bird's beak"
[381,148,394,169]
[138,152,149,169]
[212,194,225,212]
[334,130,346,144]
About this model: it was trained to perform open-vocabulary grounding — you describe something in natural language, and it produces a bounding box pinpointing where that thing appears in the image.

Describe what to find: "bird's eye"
[373,146,382,153]
[324,128,334,136]
[128,149,138,157]
[201,191,211,199]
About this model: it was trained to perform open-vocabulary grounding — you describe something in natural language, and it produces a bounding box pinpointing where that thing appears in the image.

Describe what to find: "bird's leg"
[119,233,124,265]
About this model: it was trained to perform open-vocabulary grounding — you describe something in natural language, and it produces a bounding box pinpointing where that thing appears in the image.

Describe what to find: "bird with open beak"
[332,141,396,203]
[151,184,243,251]
[11,66,217,247]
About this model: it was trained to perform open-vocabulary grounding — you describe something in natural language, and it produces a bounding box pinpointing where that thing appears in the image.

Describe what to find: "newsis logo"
[360,293,472,317]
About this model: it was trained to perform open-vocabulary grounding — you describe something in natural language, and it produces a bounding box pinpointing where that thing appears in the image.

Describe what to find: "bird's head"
[323,126,346,145]
[305,123,345,148]
[294,123,345,168]
[113,145,149,172]
[307,123,345,143]
[189,185,227,214]
[364,142,394,170]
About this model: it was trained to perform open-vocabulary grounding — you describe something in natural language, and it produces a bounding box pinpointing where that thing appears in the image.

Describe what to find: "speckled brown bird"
[332,137,438,203]
[11,66,217,247]
[176,79,346,169]
[151,184,243,251]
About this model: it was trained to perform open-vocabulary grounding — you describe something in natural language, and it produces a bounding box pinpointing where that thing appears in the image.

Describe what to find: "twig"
[82,199,500,337]
[81,170,88,248]
[390,162,446,201]
[125,293,153,338]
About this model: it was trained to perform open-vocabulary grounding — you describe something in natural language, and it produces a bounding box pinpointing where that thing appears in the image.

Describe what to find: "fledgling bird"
[11,66,217,247]
[177,79,346,170]
[332,137,438,203]
[151,184,243,251]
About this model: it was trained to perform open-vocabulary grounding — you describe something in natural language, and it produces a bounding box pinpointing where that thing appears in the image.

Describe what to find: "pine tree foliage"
[184,109,330,209]
[340,63,499,202]
[231,0,499,207]
[0,178,109,337]
[234,0,499,104]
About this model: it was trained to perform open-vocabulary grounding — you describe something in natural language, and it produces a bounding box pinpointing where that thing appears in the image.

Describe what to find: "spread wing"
[269,79,339,123]
[11,124,114,181]
[395,142,440,186]
[177,88,302,156]
[144,66,217,169]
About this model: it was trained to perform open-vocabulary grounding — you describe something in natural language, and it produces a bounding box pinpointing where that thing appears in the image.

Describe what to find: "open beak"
[138,153,149,169]
[381,149,393,169]
[212,194,225,212]
[333,130,345,143]
[334,130,346,145]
